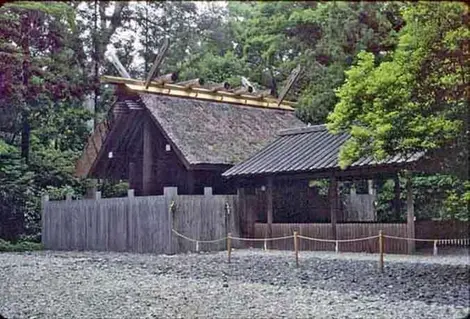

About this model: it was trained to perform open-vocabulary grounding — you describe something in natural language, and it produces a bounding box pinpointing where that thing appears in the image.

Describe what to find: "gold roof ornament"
[101,75,296,110]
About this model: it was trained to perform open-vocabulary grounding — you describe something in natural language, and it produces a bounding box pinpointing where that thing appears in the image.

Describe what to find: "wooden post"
[164,187,178,254]
[187,170,195,194]
[294,231,299,267]
[393,175,401,218]
[266,177,274,249]
[128,162,138,193]
[66,194,72,201]
[237,187,251,247]
[406,172,415,254]
[95,191,102,200]
[379,230,384,273]
[227,232,232,263]
[204,187,213,196]
[41,194,49,248]
[329,176,338,240]
[142,118,154,195]
[433,240,438,256]
[126,189,134,251]
[85,181,97,199]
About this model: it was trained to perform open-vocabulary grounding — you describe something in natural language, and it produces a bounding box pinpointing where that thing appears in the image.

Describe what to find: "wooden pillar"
[406,172,415,254]
[128,162,138,193]
[329,176,338,240]
[142,119,154,195]
[187,170,195,194]
[85,180,97,199]
[393,174,401,218]
[266,177,274,246]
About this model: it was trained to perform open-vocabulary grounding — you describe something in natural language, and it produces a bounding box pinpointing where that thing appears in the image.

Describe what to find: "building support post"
[85,179,97,199]
[129,162,138,194]
[187,170,195,194]
[406,172,415,254]
[393,174,401,219]
[329,176,338,240]
[142,118,154,195]
[266,177,274,249]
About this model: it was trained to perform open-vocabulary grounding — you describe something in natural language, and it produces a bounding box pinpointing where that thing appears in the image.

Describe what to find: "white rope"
[336,235,379,243]
[384,235,470,243]
[297,234,379,243]
[171,229,227,243]
[172,229,469,247]
[230,235,294,242]
[298,235,336,243]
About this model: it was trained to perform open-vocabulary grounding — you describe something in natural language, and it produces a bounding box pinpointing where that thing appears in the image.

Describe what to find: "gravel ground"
[1,249,469,319]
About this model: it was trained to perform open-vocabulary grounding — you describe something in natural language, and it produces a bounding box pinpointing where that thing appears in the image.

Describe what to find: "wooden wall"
[342,194,376,221]
[415,220,470,249]
[42,187,243,254]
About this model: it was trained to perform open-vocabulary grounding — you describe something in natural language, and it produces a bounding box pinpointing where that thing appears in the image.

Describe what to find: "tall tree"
[0,2,82,162]
[327,2,469,171]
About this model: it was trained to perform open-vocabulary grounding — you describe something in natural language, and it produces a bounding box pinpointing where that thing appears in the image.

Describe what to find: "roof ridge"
[278,124,327,136]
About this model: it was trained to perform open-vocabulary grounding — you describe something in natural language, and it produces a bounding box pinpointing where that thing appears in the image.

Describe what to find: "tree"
[0,140,33,239]
[195,2,404,123]
[0,2,83,162]
[327,2,469,220]
[327,2,469,170]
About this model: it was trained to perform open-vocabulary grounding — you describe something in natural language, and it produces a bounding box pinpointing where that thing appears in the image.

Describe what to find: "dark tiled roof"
[140,93,304,165]
[223,124,422,176]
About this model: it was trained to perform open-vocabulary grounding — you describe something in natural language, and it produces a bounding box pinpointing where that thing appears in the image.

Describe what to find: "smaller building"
[223,124,424,253]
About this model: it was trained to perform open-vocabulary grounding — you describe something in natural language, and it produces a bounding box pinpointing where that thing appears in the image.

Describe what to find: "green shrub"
[0,239,43,252]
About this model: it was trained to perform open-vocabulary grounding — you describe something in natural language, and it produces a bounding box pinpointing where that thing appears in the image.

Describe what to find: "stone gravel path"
[1,249,469,318]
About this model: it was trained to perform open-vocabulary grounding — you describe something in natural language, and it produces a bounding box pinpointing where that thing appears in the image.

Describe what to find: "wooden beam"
[226,163,417,183]
[329,176,338,240]
[144,38,170,89]
[142,118,154,195]
[406,172,415,254]
[153,73,178,85]
[207,82,231,92]
[277,64,302,106]
[266,177,274,247]
[177,78,204,89]
[106,47,131,78]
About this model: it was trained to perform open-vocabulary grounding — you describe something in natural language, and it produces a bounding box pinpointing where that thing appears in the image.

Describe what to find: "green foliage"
[0,139,34,239]
[100,181,130,198]
[0,238,43,252]
[328,2,469,169]
[375,174,470,222]
[179,51,250,87]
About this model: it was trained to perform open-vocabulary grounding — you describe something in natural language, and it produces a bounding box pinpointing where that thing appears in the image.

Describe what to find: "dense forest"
[0,1,468,241]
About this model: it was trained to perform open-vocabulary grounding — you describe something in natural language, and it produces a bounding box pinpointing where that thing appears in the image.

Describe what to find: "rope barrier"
[172,228,469,247]
[383,235,470,243]
[171,229,227,243]
[230,235,294,242]
[297,234,379,243]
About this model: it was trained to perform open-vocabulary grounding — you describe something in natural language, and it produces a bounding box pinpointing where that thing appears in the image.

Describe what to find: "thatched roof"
[75,75,304,178]
[141,93,304,165]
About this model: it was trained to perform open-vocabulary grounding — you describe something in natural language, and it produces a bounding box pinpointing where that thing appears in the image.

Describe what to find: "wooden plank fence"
[42,188,469,255]
[42,187,242,254]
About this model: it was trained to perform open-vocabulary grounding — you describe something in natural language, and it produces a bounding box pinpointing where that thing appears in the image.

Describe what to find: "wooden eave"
[101,75,297,111]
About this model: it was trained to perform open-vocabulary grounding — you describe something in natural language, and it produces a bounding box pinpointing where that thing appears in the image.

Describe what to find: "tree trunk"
[20,112,30,162]
[20,14,31,163]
